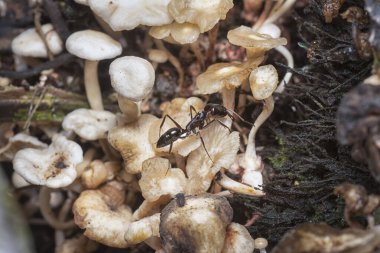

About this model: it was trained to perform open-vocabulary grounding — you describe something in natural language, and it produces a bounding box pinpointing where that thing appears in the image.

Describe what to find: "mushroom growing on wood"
[13,135,83,188]
[66,30,122,110]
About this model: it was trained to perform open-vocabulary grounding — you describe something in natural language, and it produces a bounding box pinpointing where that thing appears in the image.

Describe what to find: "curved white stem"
[117,95,141,123]
[243,96,274,174]
[274,45,294,93]
[216,172,264,196]
[263,0,297,25]
[84,60,103,110]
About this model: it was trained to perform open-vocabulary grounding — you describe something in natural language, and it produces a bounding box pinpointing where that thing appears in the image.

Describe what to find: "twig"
[34,2,53,60]
[43,0,70,41]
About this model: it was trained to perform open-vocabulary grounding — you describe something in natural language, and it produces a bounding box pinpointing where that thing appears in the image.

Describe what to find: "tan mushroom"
[81,160,120,189]
[160,194,233,253]
[108,114,157,174]
[222,223,255,253]
[72,181,132,248]
[186,121,240,195]
[124,213,161,245]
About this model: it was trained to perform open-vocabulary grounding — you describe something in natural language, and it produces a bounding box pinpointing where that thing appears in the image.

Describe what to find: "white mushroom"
[13,135,83,188]
[109,56,155,123]
[0,132,48,161]
[11,23,63,58]
[124,213,161,245]
[88,0,173,31]
[62,108,117,140]
[66,30,122,110]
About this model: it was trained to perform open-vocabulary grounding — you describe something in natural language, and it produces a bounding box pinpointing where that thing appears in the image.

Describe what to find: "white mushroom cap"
[13,135,83,188]
[62,108,117,140]
[108,114,157,174]
[11,23,63,58]
[0,132,48,161]
[148,49,168,63]
[12,172,31,188]
[66,30,122,61]
[222,223,255,253]
[186,121,240,195]
[88,0,173,31]
[249,65,279,100]
[73,181,132,248]
[139,157,187,202]
[109,56,155,102]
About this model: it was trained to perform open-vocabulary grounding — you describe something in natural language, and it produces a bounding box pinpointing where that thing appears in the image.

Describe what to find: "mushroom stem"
[222,87,236,112]
[244,96,274,168]
[84,60,103,110]
[274,45,294,93]
[263,0,296,25]
[39,187,76,230]
[216,172,264,196]
[117,95,141,123]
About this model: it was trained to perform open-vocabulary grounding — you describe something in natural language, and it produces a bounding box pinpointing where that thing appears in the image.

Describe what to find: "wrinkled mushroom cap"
[249,64,279,100]
[108,114,157,174]
[160,194,233,253]
[88,0,173,31]
[222,223,255,253]
[62,109,117,140]
[186,122,240,195]
[66,30,122,61]
[227,25,287,49]
[139,157,187,202]
[73,181,132,248]
[13,135,82,188]
[109,56,155,102]
[168,0,234,33]
[0,133,48,161]
[12,23,63,58]
[196,56,264,94]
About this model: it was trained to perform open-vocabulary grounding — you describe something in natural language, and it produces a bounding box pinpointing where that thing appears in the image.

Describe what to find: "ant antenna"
[226,108,255,127]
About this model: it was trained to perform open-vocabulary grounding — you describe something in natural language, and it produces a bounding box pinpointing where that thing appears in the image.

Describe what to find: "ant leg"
[168,142,173,154]
[198,132,213,162]
[189,105,197,120]
[201,119,232,133]
[159,114,183,137]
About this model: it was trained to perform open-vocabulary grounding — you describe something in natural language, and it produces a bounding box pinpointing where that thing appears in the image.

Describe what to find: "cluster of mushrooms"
[3,0,295,252]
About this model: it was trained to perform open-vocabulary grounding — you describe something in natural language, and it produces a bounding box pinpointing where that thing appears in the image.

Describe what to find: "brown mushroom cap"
[160,194,233,253]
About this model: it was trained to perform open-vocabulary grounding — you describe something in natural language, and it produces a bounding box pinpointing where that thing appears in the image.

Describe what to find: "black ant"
[156,104,252,160]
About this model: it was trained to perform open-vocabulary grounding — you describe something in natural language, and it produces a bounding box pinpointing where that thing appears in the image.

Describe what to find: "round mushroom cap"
[66,30,122,61]
[88,0,173,31]
[62,108,117,140]
[109,56,155,102]
[227,25,287,49]
[11,23,63,58]
[148,49,168,63]
[249,64,279,100]
[160,194,233,253]
[13,135,83,188]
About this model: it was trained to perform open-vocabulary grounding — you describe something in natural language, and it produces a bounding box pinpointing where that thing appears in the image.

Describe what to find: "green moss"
[268,135,288,170]
[14,109,66,122]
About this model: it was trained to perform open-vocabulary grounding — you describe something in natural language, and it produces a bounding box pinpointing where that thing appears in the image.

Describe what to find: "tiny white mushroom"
[13,135,83,188]
[11,23,63,58]
[109,56,155,123]
[66,30,122,110]
[62,108,117,141]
